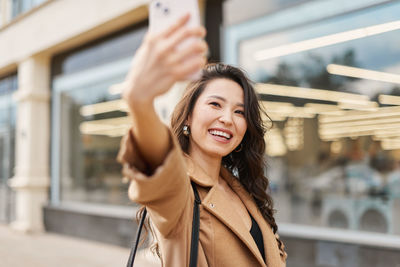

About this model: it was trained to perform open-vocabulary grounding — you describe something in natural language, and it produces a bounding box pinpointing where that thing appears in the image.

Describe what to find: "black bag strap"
[189,181,201,267]
[127,181,201,267]
[126,208,147,267]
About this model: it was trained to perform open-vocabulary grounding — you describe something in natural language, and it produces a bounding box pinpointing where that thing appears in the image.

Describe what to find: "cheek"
[236,120,247,138]
[192,107,216,128]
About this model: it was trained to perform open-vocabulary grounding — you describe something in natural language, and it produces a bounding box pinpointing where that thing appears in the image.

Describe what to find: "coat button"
[209,203,215,208]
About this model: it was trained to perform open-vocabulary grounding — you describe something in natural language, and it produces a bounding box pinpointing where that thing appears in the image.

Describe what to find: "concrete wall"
[43,204,140,247]
[0,0,150,76]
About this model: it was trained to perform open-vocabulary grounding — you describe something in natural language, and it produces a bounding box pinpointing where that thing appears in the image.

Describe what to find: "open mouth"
[208,129,232,140]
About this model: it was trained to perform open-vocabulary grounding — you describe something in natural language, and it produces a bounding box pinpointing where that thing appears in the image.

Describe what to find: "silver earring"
[183,125,190,136]
[234,143,243,152]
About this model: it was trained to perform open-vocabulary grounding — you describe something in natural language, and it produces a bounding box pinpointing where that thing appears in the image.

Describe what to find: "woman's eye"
[235,110,245,115]
[210,102,220,107]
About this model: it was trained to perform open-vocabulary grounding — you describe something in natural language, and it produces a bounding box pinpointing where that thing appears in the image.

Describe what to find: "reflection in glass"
[59,84,131,206]
[52,23,146,207]
[0,74,17,223]
[11,0,46,18]
[240,1,400,235]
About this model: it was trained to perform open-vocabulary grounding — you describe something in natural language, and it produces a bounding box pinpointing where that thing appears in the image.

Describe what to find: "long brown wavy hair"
[172,63,285,255]
[138,63,285,258]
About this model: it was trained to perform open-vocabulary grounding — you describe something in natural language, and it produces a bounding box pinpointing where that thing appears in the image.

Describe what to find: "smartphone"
[149,0,202,80]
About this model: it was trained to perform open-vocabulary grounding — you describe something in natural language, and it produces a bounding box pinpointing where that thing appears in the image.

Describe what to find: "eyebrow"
[207,95,244,107]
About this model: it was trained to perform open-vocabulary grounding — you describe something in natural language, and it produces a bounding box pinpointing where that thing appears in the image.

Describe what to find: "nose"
[218,109,233,125]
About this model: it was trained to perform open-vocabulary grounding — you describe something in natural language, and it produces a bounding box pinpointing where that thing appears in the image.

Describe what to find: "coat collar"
[184,154,284,267]
[184,153,216,187]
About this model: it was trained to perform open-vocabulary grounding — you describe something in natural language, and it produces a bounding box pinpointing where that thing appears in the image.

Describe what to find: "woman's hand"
[119,14,206,170]
[123,14,207,111]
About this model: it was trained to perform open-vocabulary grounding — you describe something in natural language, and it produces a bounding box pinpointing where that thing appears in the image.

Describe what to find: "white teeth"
[209,130,231,139]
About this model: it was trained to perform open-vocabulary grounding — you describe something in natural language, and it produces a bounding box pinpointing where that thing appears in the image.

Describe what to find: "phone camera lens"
[163,7,169,14]
[155,1,161,8]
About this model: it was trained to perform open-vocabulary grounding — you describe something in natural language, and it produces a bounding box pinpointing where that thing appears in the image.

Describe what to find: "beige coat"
[118,128,287,267]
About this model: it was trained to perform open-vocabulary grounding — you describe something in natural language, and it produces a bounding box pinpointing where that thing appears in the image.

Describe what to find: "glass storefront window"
[11,0,46,18]
[238,1,400,235]
[51,23,147,206]
[55,73,130,205]
[0,73,17,223]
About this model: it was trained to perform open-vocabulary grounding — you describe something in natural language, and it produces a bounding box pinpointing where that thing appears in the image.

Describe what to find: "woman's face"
[187,78,247,159]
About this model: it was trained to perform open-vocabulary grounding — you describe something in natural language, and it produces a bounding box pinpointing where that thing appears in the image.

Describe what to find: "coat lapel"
[201,184,267,267]
[221,167,284,267]
[184,155,270,266]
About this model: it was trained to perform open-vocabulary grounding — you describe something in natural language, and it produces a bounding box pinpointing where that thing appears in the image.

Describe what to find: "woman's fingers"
[171,54,207,80]
[167,39,208,65]
[122,14,207,103]
[161,13,191,38]
[143,14,191,48]
[152,26,205,66]
[163,26,206,53]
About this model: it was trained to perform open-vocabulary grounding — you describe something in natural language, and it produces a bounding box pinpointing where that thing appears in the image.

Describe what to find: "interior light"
[381,139,400,150]
[261,102,346,118]
[373,136,400,142]
[79,99,128,116]
[374,129,400,139]
[79,116,131,136]
[263,113,286,121]
[256,83,369,105]
[330,140,343,154]
[320,131,375,141]
[319,117,400,129]
[321,128,400,141]
[304,103,346,115]
[254,20,400,61]
[327,64,400,85]
[319,106,400,123]
[265,127,287,156]
[379,94,400,105]
[261,101,315,118]
[319,123,400,136]
[375,129,400,136]
[262,101,294,107]
[337,101,378,111]
[304,103,340,111]
[284,118,304,151]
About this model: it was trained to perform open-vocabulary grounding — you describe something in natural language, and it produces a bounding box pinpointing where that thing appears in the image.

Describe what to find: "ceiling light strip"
[255,20,400,61]
[319,123,400,135]
[379,94,400,105]
[319,116,400,129]
[80,99,128,116]
[256,83,368,104]
[319,106,400,123]
[327,64,400,84]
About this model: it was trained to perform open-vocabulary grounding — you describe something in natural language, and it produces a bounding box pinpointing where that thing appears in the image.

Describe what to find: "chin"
[206,148,233,158]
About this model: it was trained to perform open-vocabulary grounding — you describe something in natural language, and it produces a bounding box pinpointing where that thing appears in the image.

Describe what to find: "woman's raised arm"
[122,14,207,171]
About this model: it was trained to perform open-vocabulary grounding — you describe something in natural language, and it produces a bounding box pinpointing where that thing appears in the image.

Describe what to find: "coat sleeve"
[117,127,192,237]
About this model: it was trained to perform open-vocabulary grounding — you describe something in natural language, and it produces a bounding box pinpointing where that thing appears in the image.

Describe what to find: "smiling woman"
[169,64,286,264]
[117,12,286,267]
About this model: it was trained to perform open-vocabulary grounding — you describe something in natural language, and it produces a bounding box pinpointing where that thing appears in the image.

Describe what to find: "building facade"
[1,0,400,266]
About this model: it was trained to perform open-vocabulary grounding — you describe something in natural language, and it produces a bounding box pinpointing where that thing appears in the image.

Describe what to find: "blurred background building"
[1,0,400,266]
